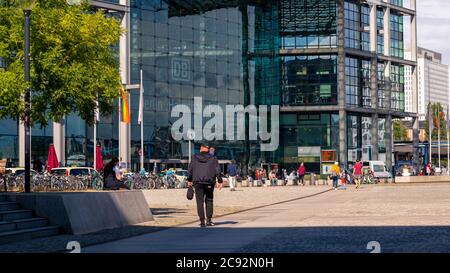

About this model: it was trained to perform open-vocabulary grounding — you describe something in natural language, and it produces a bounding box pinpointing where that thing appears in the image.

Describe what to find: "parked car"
[363,161,391,182]
[395,161,415,176]
[50,167,99,177]
[5,168,38,176]
[174,170,188,182]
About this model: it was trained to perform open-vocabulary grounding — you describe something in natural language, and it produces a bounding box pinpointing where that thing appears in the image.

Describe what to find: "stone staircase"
[0,195,59,245]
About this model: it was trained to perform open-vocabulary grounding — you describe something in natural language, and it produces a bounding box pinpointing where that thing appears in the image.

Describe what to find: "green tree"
[0,0,123,126]
[425,102,448,140]
[393,120,408,141]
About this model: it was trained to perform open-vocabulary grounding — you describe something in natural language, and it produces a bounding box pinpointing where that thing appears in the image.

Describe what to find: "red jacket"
[298,165,306,176]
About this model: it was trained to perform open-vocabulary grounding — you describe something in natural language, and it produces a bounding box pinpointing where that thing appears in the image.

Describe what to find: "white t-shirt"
[113,166,121,177]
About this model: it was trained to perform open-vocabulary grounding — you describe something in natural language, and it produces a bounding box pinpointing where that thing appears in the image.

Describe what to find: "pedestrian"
[426,162,431,176]
[261,168,267,182]
[248,167,255,185]
[282,168,288,185]
[227,160,238,191]
[187,144,223,227]
[288,170,297,183]
[353,159,363,189]
[103,157,130,190]
[269,169,277,186]
[340,169,347,190]
[33,159,43,173]
[331,161,341,190]
[297,162,306,186]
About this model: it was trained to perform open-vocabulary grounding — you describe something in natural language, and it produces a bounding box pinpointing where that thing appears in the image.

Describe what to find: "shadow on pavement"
[150,207,189,216]
[84,225,450,253]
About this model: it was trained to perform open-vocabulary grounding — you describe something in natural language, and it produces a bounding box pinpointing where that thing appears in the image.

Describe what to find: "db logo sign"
[171,58,191,82]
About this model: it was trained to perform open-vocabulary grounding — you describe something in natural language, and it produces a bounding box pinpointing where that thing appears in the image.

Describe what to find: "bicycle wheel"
[147,177,156,189]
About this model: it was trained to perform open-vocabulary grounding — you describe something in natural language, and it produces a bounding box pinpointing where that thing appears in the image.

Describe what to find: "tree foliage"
[0,0,123,126]
[393,120,408,141]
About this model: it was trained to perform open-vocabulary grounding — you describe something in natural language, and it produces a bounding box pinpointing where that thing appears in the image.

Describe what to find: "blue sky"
[417,0,450,64]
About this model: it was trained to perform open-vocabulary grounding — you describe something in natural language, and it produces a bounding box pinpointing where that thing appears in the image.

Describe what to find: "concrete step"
[0,226,59,245]
[0,218,49,233]
[0,221,15,233]
[0,210,33,221]
[0,202,20,211]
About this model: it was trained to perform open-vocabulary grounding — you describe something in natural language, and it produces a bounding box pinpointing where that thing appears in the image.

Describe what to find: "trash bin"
[310,173,316,186]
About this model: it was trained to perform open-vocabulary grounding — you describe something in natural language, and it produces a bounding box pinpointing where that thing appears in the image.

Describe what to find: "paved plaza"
[84,183,450,253]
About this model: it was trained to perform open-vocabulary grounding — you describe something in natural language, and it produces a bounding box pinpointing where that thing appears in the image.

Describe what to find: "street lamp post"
[24,9,31,193]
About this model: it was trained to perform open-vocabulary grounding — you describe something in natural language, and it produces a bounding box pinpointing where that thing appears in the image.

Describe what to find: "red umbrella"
[95,145,103,171]
[47,144,59,172]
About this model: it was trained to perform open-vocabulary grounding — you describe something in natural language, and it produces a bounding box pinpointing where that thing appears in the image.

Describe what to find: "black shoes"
[199,219,215,227]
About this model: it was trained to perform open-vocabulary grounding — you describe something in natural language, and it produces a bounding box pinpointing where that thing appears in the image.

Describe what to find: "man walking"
[227,160,238,191]
[187,144,223,227]
[331,161,340,190]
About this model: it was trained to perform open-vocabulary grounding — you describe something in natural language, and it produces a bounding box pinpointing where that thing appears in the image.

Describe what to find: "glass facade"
[0,119,18,167]
[345,57,371,107]
[126,0,282,169]
[280,0,337,49]
[391,63,405,111]
[282,55,338,106]
[347,114,387,163]
[390,12,404,58]
[0,0,411,174]
[344,1,369,51]
[279,113,339,173]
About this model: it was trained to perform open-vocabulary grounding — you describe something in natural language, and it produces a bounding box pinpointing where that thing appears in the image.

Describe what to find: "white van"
[368,161,391,181]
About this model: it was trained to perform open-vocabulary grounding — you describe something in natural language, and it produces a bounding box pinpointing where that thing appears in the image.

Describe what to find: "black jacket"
[188,152,222,185]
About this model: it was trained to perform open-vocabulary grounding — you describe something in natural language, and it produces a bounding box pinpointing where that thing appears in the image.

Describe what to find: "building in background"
[405,47,450,121]
[0,0,419,174]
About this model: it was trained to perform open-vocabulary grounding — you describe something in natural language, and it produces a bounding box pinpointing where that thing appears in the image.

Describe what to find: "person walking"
[331,161,341,190]
[353,159,363,189]
[340,169,347,190]
[297,162,306,186]
[187,144,223,227]
[227,160,238,191]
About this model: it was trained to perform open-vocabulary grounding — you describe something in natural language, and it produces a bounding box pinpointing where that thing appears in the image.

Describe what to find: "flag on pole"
[447,106,450,130]
[120,84,130,124]
[94,93,100,122]
[138,69,144,125]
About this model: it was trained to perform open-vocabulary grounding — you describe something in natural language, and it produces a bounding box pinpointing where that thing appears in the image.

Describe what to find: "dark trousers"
[332,176,338,188]
[194,183,215,222]
[299,174,305,185]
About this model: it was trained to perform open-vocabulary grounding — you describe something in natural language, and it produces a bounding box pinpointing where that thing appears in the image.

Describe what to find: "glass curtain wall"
[129,0,280,170]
